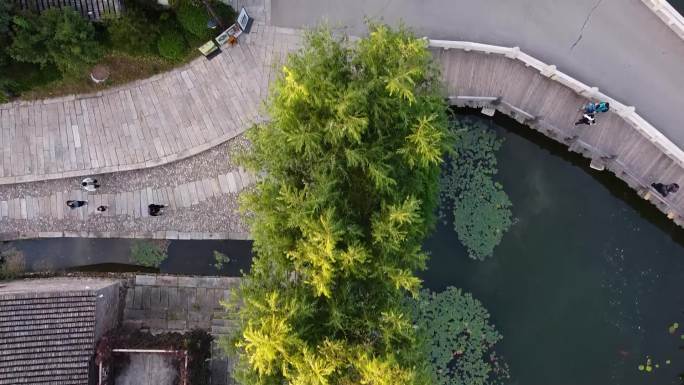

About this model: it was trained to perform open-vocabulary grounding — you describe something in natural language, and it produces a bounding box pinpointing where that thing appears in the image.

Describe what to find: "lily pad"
[669,322,680,334]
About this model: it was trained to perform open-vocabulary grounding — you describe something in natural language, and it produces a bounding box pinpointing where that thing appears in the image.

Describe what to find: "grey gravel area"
[0,135,252,236]
[0,136,250,201]
[0,195,246,234]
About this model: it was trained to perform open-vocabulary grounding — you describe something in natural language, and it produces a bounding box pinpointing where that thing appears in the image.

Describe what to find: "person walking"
[66,200,87,209]
[596,102,610,113]
[581,102,597,114]
[148,204,166,216]
[581,101,610,114]
[651,182,679,198]
[81,177,100,192]
[575,113,596,126]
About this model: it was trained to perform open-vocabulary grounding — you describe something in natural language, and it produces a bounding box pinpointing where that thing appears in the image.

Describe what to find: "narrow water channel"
[2,238,252,276]
[422,111,684,385]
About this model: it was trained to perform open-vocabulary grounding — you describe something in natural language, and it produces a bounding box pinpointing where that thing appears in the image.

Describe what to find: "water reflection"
[422,111,684,385]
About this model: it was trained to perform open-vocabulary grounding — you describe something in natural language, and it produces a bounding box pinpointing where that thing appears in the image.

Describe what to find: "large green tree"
[10,8,101,77]
[225,25,451,385]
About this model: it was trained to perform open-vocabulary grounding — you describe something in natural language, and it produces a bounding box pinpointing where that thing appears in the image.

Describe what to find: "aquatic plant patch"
[440,117,513,260]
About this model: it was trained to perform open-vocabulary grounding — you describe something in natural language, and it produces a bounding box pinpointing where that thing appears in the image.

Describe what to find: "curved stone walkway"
[0,137,253,241]
[434,47,684,227]
[0,24,301,185]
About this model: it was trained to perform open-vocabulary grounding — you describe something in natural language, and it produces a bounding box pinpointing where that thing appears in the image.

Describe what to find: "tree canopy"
[225,24,451,385]
[9,8,101,76]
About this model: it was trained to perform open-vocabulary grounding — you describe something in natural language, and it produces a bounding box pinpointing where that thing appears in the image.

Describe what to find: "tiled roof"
[0,290,97,385]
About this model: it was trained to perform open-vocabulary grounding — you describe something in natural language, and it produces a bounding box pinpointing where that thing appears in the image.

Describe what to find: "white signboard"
[238,8,250,31]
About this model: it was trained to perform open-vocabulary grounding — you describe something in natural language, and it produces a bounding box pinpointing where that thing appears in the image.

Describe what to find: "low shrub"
[10,8,102,77]
[212,0,237,26]
[0,248,25,280]
[105,9,159,55]
[174,0,212,39]
[130,240,168,267]
[96,327,213,385]
[157,27,188,61]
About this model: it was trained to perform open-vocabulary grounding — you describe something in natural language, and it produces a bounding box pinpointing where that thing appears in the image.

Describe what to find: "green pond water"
[422,112,684,385]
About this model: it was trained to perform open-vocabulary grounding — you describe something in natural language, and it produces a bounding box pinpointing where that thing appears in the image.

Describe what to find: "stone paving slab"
[0,136,255,240]
[123,274,239,334]
[0,169,254,240]
[0,24,301,185]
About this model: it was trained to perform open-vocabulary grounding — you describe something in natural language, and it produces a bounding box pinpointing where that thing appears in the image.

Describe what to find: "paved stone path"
[0,24,301,185]
[0,137,252,241]
[123,274,238,333]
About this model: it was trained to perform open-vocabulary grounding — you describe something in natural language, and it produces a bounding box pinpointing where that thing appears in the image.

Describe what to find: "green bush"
[174,0,212,39]
[0,1,11,36]
[105,9,158,55]
[10,8,102,77]
[157,27,187,61]
[0,78,18,103]
[211,1,236,26]
[130,240,168,267]
[0,248,25,280]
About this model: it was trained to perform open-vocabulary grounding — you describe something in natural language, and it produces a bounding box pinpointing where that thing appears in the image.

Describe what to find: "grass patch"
[0,61,61,93]
[18,51,199,100]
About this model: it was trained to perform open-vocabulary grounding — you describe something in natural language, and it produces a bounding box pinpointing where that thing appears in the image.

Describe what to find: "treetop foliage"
[229,24,451,385]
[9,8,101,77]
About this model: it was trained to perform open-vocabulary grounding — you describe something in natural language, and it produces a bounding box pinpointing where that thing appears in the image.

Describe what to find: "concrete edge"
[449,97,684,229]
[640,0,684,40]
[0,231,252,242]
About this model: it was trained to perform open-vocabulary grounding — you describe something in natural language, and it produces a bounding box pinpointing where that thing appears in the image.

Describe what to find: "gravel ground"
[0,136,252,236]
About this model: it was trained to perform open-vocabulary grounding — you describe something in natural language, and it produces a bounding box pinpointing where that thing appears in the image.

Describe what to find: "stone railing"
[428,39,684,169]
[641,0,684,39]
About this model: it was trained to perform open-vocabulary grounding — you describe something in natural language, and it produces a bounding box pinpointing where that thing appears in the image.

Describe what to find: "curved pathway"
[0,137,253,241]
[271,0,684,148]
[0,24,301,184]
[434,46,684,226]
